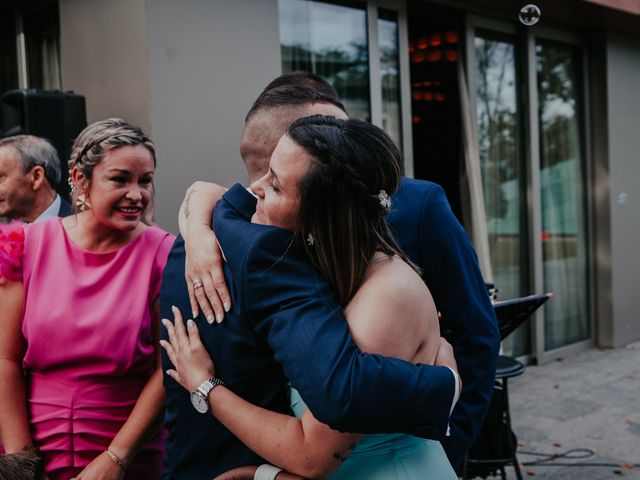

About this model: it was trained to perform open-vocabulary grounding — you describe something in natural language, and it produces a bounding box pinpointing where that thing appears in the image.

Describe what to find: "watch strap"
[197,377,225,397]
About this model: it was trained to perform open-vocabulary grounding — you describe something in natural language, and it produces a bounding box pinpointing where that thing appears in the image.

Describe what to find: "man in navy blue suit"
[229,77,499,470]
[161,87,461,479]
[161,81,498,476]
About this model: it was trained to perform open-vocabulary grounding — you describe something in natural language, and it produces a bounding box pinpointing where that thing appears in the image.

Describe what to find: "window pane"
[475,33,528,356]
[23,4,62,90]
[536,40,589,350]
[279,0,370,121]
[378,9,401,148]
[0,7,18,94]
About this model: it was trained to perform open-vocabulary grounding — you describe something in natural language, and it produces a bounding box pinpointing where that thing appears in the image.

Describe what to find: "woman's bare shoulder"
[364,256,432,306]
[344,256,437,360]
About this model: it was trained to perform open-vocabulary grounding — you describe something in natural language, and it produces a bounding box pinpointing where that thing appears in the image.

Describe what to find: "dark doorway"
[408,1,464,223]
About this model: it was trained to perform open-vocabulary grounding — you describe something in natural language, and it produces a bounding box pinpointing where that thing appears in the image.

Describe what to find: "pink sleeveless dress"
[3,218,174,480]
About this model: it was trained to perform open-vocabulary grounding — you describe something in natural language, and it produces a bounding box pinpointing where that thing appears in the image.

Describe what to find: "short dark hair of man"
[261,71,340,101]
[245,84,347,122]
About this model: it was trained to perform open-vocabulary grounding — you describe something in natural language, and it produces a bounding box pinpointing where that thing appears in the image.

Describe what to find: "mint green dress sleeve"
[287,386,458,479]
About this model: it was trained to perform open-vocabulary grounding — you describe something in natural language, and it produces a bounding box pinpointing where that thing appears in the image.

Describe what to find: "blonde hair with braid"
[69,118,157,224]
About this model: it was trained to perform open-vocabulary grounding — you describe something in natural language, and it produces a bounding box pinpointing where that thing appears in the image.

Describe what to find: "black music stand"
[462,293,552,479]
[493,293,553,341]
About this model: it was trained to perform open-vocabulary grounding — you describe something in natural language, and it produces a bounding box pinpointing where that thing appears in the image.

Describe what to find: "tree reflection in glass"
[279,0,370,121]
[475,33,528,356]
[536,41,589,350]
[379,9,401,148]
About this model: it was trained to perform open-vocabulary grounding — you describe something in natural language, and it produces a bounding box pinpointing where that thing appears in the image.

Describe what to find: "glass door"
[378,8,402,147]
[279,0,371,121]
[468,17,591,360]
[473,30,529,356]
[536,40,590,350]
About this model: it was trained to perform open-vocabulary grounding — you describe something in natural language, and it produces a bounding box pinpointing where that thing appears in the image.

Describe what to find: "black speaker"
[0,89,87,199]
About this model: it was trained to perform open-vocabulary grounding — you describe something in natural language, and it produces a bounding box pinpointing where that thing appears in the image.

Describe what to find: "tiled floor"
[504,341,640,479]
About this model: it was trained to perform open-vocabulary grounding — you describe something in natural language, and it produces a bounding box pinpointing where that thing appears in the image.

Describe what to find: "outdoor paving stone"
[627,422,640,437]
[495,340,640,479]
[518,465,640,479]
[529,397,603,421]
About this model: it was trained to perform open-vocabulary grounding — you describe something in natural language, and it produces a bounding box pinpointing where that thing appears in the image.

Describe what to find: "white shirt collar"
[34,194,62,222]
[245,185,258,198]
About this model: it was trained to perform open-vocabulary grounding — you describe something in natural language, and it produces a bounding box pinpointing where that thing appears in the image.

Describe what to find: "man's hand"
[185,225,230,324]
[434,337,462,394]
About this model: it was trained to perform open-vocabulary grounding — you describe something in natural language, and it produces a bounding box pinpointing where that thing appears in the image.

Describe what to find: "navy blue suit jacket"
[160,184,456,479]
[389,178,500,468]
[58,197,72,217]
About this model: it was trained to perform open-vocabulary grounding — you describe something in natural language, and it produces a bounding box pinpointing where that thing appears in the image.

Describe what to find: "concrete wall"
[60,0,282,231]
[59,0,151,132]
[146,0,282,231]
[604,32,640,346]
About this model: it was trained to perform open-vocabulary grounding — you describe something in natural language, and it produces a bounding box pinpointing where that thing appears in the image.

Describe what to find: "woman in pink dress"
[0,118,175,480]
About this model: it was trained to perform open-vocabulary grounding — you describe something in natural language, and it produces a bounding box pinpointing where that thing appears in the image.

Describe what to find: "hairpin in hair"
[378,190,392,212]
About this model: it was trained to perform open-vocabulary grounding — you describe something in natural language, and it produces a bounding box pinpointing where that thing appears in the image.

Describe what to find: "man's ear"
[29,166,47,191]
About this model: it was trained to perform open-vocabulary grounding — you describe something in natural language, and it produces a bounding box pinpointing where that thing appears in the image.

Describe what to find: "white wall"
[605,32,640,346]
[146,0,282,231]
[60,0,282,232]
[59,0,151,132]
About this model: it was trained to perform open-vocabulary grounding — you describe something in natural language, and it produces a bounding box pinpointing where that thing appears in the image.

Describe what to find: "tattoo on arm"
[333,452,347,463]
[333,443,357,464]
[183,188,197,219]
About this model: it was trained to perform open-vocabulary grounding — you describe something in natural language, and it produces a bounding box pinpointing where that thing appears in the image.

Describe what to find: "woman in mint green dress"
[289,387,456,480]
[162,115,458,480]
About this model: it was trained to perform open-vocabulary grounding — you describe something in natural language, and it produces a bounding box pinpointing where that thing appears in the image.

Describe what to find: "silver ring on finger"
[193,279,204,289]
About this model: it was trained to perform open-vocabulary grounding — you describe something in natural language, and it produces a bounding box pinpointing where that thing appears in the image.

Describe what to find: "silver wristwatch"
[190,377,225,414]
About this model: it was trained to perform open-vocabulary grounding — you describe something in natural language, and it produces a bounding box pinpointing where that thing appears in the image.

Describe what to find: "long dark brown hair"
[287,115,414,305]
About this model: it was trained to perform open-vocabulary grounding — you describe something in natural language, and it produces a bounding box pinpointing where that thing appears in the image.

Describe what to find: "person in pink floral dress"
[0,118,175,480]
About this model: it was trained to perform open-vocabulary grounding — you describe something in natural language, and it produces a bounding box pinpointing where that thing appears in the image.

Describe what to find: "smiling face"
[77,144,155,232]
[249,134,312,231]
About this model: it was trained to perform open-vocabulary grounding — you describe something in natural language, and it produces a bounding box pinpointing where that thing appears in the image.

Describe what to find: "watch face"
[190,391,208,414]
